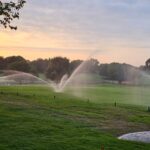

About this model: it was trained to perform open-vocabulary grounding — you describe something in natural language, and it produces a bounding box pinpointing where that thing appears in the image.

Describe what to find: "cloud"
[1,0,150,66]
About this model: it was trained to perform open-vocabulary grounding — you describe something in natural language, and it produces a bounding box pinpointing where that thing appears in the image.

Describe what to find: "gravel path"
[118,131,150,143]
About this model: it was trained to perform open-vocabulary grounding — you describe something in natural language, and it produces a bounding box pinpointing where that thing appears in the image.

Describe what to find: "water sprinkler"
[148,106,150,112]
[100,145,104,150]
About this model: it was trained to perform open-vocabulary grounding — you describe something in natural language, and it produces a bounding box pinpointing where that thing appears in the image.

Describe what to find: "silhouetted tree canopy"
[0,56,5,69]
[146,58,150,70]
[69,60,83,74]
[8,60,30,72]
[5,56,25,65]
[30,59,50,74]
[0,0,26,30]
[108,63,125,83]
[1,55,147,84]
[99,63,127,83]
[46,57,70,81]
[85,59,100,73]
[2,56,30,72]
[99,63,143,84]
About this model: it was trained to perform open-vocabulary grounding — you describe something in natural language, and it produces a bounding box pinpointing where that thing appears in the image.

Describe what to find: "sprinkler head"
[148,106,150,112]
[0,91,4,94]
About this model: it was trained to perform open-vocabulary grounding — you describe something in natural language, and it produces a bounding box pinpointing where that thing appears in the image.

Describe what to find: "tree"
[8,60,31,72]
[5,56,25,65]
[30,59,49,74]
[81,58,100,74]
[0,0,26,30]
[87,58,100,73]
[46,57,70,81]
[4,56,31,72]
[69,60,83,74]
[145,58,150,70]
[0,56,5,69]
[139,65,146,71]
[99,64,109,78]
[99,63,125,83]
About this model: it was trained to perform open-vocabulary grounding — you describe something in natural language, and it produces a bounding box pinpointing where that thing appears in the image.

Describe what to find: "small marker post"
[148,106,150,112]
[101,145,104,150]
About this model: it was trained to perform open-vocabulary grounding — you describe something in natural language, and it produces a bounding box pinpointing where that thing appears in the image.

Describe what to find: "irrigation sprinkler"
[54,95,56,100]
[114,102,117,107]
[16,92,19,96]
[100,145,104,150]
[148,106,150,112]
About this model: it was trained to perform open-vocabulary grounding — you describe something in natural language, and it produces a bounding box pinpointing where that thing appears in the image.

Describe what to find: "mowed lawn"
[0,85,150,150]
[67,84,150,106]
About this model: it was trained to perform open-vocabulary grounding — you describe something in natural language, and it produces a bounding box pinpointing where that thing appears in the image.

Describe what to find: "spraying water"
[0,51,100,92]
[54,50,100,92]
[1,56,150,144]
[1,51,150,101]
[0,70,50,86]
[55,59,93,92]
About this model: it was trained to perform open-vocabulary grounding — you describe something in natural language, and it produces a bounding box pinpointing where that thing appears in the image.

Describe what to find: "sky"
[0,0,150,66]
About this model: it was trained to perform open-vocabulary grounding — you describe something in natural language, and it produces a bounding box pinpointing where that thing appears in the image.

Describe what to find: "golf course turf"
[0,85,150,150]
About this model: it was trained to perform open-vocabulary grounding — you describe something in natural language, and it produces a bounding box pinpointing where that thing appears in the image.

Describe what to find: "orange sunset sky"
[0,0,150,66]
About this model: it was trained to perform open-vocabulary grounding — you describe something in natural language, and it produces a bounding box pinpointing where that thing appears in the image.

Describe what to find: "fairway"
[0,85,150,150]
[1,0,150,149]
[67,84,150,106]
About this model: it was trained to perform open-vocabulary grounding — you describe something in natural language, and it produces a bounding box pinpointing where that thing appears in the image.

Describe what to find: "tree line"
[0,55,150,83]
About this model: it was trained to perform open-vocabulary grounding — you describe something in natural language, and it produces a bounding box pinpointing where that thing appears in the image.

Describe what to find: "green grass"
[0,85,150,150]
[67,84,150,106]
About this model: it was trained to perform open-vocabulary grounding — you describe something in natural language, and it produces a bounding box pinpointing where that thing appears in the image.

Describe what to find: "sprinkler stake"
[148,106,150,112]
[101,145,104,150]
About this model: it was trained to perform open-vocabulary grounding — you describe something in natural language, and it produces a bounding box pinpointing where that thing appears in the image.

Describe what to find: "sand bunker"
[119,131,150,143]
